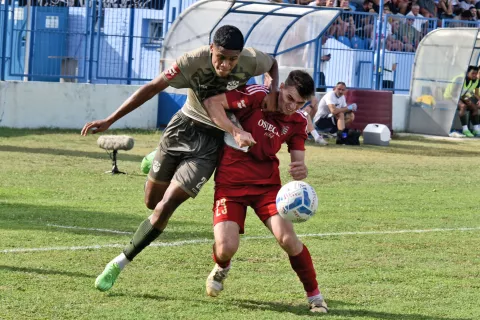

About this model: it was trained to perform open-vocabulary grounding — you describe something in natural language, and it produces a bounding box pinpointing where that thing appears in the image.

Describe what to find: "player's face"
[210,44,241,78]
[278,84,307,116]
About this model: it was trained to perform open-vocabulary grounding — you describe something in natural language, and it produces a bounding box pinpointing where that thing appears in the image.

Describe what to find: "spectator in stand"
[418,0,437,18]
[459,0,476,11]
[437,0,454,18]
[469,6,478,21]
[450,9,474,26]
[396,17,422,51]
[386,18,404,51]
[392,0,410,15]
[308,0,327,5]
[407,5,426,33]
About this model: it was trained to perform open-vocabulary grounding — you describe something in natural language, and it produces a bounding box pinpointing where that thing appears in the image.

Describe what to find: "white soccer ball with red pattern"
[276,181,318,223]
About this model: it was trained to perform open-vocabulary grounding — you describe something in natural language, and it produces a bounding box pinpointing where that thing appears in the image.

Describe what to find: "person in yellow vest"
[444,65,480,137]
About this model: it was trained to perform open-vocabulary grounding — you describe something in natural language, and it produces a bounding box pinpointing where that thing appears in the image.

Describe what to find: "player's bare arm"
[263,59,280,112]
[288,150,307,180]
[203,93,256,148]
[328,103,348,116]
[81,73,169,136]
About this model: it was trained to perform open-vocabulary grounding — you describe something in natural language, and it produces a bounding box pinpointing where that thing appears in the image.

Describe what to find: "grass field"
[1,128,479,320]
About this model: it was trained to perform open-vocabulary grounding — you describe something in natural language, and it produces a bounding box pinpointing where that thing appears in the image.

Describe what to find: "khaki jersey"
[161,46,274,128]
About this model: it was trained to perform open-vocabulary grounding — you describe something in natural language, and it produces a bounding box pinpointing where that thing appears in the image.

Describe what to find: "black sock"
[460,114,468,126]
[471,114,479,126]
[123,219,162,261]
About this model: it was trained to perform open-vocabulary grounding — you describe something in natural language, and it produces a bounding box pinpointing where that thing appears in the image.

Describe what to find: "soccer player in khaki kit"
[202,71,328,313]
[81,25,279,291]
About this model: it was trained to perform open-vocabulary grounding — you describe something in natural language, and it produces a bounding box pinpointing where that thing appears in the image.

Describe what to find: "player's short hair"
[213,25,244,51]
[285,70,315,100]
[336,81,347,87]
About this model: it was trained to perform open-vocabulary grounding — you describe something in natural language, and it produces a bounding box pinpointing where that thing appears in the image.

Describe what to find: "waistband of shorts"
[178,110,224,138]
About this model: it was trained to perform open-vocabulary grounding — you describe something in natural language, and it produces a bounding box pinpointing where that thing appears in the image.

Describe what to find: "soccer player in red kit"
[202,70,328,313]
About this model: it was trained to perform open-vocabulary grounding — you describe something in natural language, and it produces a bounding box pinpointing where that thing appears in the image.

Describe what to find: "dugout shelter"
[407,28,480,136]
[160,0,341,87]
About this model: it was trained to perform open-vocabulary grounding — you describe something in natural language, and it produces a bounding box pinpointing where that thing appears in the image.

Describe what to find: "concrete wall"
[0,81,160,129]
[0,81,410,131]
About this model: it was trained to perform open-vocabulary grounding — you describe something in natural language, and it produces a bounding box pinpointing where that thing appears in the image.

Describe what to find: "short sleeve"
[252,48,275,76]
[160,56,190,88]
[287,122,308,152]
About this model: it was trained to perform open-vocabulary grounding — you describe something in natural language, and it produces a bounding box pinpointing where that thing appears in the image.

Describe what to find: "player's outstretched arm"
[288,150,307,180]
[203,93,256,148]
[81,74,169,136]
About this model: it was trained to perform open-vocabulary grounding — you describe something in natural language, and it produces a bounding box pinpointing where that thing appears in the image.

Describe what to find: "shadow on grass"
[0,265,93,278]
[0,145,144,163]
[0,202,213,240]
[106,293,471,320]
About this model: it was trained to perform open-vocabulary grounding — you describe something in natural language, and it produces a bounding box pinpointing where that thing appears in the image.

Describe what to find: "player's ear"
[210,44,214,54]
[279,82,285,89]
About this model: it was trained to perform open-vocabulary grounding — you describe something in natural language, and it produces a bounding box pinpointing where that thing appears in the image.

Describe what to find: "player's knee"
[215,239,238,260]
[276,232,300,255]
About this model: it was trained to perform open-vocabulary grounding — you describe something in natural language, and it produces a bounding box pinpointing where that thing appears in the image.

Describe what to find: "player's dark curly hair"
[213,25,244,51]
[285,70,315,100]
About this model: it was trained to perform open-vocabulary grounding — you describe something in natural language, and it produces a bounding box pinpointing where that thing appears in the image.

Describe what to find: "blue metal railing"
[0,0,475,89]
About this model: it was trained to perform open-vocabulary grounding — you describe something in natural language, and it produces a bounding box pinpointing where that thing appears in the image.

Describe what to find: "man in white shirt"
[313,82,357,137]
[407,4,425,33]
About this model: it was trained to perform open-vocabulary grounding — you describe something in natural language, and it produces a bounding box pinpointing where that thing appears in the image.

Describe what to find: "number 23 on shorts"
[215,198,227,216]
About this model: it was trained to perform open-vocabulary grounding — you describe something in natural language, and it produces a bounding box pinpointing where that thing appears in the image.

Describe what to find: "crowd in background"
[266,0,480,53]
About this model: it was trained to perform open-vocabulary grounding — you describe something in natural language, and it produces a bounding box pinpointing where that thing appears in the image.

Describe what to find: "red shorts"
[212,186,281,234]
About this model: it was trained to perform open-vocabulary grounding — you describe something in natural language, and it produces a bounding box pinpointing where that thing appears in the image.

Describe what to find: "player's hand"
[288,161,308,180]
[81,119,112,136]
[262,90,279,112]
[233,129,256,148]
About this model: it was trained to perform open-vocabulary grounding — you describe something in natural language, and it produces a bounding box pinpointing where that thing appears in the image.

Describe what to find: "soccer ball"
[276,181,318,223]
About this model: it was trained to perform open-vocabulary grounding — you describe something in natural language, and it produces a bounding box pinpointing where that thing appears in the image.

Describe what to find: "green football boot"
[94,262,121,292]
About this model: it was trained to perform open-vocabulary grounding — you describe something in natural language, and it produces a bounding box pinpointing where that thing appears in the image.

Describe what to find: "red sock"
[212,244,230,268]
[289,244,319,297]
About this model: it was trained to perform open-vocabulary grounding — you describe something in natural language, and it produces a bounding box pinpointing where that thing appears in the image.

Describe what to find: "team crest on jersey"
[281,126,289,135]
[227,80,239,90]
[165,63,180,80]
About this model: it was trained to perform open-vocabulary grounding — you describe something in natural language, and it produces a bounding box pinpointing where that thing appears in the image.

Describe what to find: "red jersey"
[214,85,308,196]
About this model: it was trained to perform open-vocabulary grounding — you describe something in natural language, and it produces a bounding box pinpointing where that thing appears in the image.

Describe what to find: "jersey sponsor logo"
[258,119,279,138]
[165,63,180,80]
[227,80,240,90]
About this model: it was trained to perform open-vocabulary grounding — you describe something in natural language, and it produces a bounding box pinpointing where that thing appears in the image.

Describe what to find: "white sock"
[474,125,480,131]
[307,293,324,303]
[112,253,130,270]
[311,130,320,140]
[462,125,469,131]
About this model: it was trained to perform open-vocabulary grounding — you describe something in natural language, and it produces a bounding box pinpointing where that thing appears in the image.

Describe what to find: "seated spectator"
[437,0,454,18]
[450,9,474,26]
[443,65,480,137]
[395,17,422,51]
[407,4,427,33]
[392,0,409,15]
[386,18,405,51]
[459,0,475,11]
[301,97,329,145]
[470,6,478,21]
[313,82,357,144]
[418,0,437,18]
[308,0,327,5]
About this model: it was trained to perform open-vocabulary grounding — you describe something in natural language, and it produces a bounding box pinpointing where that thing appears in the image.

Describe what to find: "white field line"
[1,226,480,254]
[46,224,134,235]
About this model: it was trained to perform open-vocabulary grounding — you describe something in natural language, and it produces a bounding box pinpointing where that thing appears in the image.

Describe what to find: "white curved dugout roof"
[161,0,341,82]
[408,28,480,136]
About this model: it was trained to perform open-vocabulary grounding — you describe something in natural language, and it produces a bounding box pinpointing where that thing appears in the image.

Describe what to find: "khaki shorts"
[148,111,224,198]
